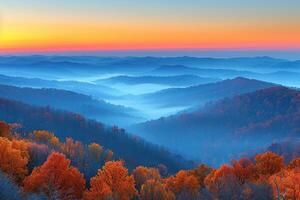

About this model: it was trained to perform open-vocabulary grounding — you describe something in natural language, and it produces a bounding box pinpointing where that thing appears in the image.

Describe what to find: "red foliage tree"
[140,179,175,200]
[23,152,86,200]
[165,170,200,199]
[204,165,241,199]
[133,166,161,189]
[0,121,10,138]
[269,169,300,199]
[231,158,258,184]
[255,151,284,178]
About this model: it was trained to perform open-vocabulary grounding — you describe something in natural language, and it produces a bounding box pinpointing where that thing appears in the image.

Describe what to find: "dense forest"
[0,97,190,173]
[1,120,300,200]
[130,86,300,165]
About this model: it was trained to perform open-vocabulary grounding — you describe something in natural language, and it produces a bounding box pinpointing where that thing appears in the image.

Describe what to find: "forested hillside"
[0,98,190,172]
[1,120,300,200]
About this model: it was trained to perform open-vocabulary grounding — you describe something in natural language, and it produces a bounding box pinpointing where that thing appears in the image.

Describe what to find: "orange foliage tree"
[140,179,175,200]
[165,170,200,199]
[288,158,300,170]
[255,151,284,178]
[231,158,258,184]
[187,164,211,188]
[84,160,137,200]
[269,169,300,199]
[0,121,10,138]
[204,165,241,199]
[30,130,61,149]
[61,137,85,168]
[0,137,28,182]
[23,152,86,200]
[88,143,104,163]
[133,166,161,189]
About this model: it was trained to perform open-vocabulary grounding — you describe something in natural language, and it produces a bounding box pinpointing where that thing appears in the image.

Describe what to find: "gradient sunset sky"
[1,0,300,54]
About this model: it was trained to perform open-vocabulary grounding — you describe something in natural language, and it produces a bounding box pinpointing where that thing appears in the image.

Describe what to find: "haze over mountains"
[0,84,144,126]
[130,86,300,165]
[1,55,300,167]
[0,97,189,172]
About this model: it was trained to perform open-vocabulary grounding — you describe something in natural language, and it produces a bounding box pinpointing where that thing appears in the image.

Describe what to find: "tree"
[0,137,28,182]
[269,169,300,200]
[105,150,114,162]
[27,142,51,172]
[0,171,47,200]
[165,170,200,199]
[133,166,161,189]
[231,158,258,184]
[30,130,60,149]
[88,143,104,163]
[188,164,211,187]
[85,161,137,200]
[61,138,85,169]
[23,152,86,200]
[255,152,284,177]
[0,121,10,138]
[204,165,242,199]
[140,179,175,200]
[288,158,300,170]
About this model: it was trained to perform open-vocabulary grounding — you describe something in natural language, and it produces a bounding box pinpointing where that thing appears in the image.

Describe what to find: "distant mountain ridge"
[96,75,220,86]
[130,86,300,165]
[0,84,143,126]
[139,77,275,108]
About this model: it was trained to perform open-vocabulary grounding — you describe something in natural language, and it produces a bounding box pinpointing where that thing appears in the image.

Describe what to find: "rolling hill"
[0,97,191,172]
[0,84,143,126]
[130,86,300,166]
[95,75,220,87]
[138,77,275,108]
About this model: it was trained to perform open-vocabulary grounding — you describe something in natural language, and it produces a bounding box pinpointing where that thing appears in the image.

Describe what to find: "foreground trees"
[0,120,300,200]
[0,137,28,182]
[23,152,86,200]
[84,161,137,200]
[140,179,175,200]
[165,170,200,199]
[133,166,161,190]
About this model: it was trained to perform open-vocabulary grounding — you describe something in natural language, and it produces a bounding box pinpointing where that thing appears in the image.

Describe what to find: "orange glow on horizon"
[1,12,300,54]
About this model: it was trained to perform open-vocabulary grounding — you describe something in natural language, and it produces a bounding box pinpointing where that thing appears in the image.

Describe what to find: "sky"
[0,0,300,55]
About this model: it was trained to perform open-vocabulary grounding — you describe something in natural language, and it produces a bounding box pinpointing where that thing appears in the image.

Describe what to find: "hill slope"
[0,97,191,172]
[139,77,275,108]
[130,86,300,165]
[95,75,220,87]
[0,84,143,126]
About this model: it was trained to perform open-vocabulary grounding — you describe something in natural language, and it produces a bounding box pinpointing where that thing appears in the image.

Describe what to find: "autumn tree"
[288,158,300,170]
[204,165,242,199]
[133,166,161,190]
[88,143,104,163]
[0,121,10,138]
[84,160,137,200]
[269,169,300,199]
[61,137,85,169]
[231,158,258,184]
[23,152,86,200]
[165,170,200,199]
[140,179,175,200]
[105,149,114,162]
[188,164,211,188]
[0,137,28,182]
[30,130,60,149]
[255,151,284,178]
